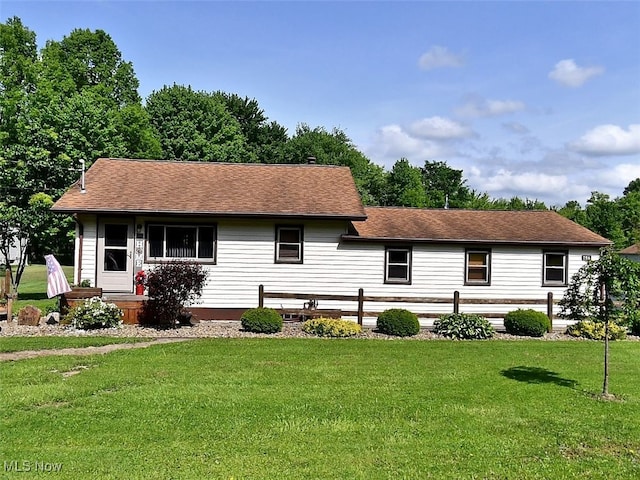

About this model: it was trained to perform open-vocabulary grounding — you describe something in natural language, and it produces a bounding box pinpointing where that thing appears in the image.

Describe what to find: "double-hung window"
[543,251,567,286]
[385,247,412,284]
[276,226,303,263]
[147,224,216,262]
[465,249,491,285]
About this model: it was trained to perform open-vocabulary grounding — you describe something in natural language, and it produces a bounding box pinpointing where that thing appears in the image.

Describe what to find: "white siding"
[78,215,601,328]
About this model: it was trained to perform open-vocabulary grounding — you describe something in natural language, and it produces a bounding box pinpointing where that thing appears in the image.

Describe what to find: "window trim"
[384,246,412,285]
[275,225,304,264]
[145,223,217,264]
[542,250,568,286]
[465,249,491,286]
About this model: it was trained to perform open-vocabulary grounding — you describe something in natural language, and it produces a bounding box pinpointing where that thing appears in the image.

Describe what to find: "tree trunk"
[602,317,609,396]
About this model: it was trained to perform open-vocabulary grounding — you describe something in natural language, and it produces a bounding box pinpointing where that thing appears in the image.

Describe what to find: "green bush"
[433,313,495,340]
[66,296,123,329]
[376,309,420,337]
[566,320,627,340]
[503,309,551,337]
[241,307,283,334]
[302,318,362,337]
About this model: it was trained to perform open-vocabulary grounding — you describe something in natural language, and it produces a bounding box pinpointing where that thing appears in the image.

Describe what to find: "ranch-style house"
[52,158,610,327]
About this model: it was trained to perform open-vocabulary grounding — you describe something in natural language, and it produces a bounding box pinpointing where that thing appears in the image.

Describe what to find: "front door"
[97,219,134,293]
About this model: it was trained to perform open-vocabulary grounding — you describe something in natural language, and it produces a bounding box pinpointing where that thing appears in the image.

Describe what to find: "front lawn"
[1,339,639,479]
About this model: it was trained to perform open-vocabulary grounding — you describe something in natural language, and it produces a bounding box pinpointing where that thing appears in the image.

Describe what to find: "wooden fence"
[258,285,556,327]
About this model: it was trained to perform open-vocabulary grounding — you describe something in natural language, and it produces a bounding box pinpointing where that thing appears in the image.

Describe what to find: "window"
[385,247,412,284]
[543,251,567,285]
[147,224,216,262]
[465,249,491,285]
[276,226,303,263]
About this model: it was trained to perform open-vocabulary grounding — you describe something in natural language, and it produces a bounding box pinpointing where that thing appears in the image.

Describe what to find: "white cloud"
[366,124,453,168]
[455,96,525,118]
[418,46,464,70]
[597,163,640,190]
[548,59,604,87]
[409,116,473,140]
[569,124,640,156]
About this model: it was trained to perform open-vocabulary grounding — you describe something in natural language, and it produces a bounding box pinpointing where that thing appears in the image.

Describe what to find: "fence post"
[547,292,553,331]
[258,284,264,308]
[357,288,364,325]
[453,290,459,314]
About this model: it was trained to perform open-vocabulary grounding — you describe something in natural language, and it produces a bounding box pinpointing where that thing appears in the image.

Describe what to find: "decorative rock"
[46,312,61,325]
[17,305,42,326]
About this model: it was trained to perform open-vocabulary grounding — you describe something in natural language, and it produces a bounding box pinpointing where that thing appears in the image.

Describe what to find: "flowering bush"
[135,270,146,286]
[302,318,362,337]
[66,296,123,329]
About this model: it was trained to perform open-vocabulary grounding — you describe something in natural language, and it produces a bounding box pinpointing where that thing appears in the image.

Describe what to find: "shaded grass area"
[1,339,639,479]
[0,337,149,354]
[2,264,74,313]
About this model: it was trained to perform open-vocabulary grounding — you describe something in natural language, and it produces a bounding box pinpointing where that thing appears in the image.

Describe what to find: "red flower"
[135,270,146,286]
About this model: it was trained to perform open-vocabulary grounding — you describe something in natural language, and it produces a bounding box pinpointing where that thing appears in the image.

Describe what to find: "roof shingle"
[52,158,367,219]
[347,206,610,246]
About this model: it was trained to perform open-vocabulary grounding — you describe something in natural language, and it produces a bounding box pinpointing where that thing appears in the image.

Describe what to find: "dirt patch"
[0,338,192,362]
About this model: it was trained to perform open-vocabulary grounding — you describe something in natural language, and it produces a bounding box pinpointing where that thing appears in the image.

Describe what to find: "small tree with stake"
[560,248,640,399]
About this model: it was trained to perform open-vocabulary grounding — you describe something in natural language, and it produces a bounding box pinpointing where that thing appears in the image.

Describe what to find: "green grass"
[1,339,639,479]
[2,263,74,313]
[0,337,149,353]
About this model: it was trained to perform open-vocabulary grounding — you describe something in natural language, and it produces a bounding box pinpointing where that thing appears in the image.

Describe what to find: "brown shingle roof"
[346,206,610,246]
[52,158,366,219]
[620,243,640,254]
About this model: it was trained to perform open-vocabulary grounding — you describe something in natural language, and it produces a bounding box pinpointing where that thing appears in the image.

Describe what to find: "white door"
[97,219,134,293]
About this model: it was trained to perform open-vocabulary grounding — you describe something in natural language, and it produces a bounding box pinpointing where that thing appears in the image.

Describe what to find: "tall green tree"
[214,92,289,163]
[146,84,251,162]
[421,161,471,208]
[385,159,428,207]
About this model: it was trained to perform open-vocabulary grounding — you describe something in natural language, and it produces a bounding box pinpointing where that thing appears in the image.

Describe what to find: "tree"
[421,161,471,208]
[584,192,626,248]
[385,159,428,207]
[145,84,251,162]
[559,249,640,398]
[0,193,56,293]
[214,91,289,163]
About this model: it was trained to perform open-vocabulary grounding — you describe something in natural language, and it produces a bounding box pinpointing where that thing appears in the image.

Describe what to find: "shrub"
[302,318,362,337]
[141,261,207,327]
[566,320,627,340]
[433,313,495,340]
[503,309,551,337]
[241,307,283,334]
[376,309,420,337]
[66,296,122,329]
[632,319,640,337]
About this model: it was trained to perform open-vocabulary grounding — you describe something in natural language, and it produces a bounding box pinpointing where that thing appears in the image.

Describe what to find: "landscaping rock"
[17,306,42,326]
[46,313,60,325]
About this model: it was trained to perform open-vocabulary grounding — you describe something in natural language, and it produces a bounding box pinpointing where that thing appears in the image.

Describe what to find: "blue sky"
[2,1,639,206]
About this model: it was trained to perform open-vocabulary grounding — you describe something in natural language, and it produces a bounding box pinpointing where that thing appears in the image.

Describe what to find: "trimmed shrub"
[376,309,420,337]
[241,307,283,334]
[302,318,362,337]
[141,260,207,327]
[566,320,627,340]
[66,296,122,329]
[433,313,495,340]
[503,309,551,337]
